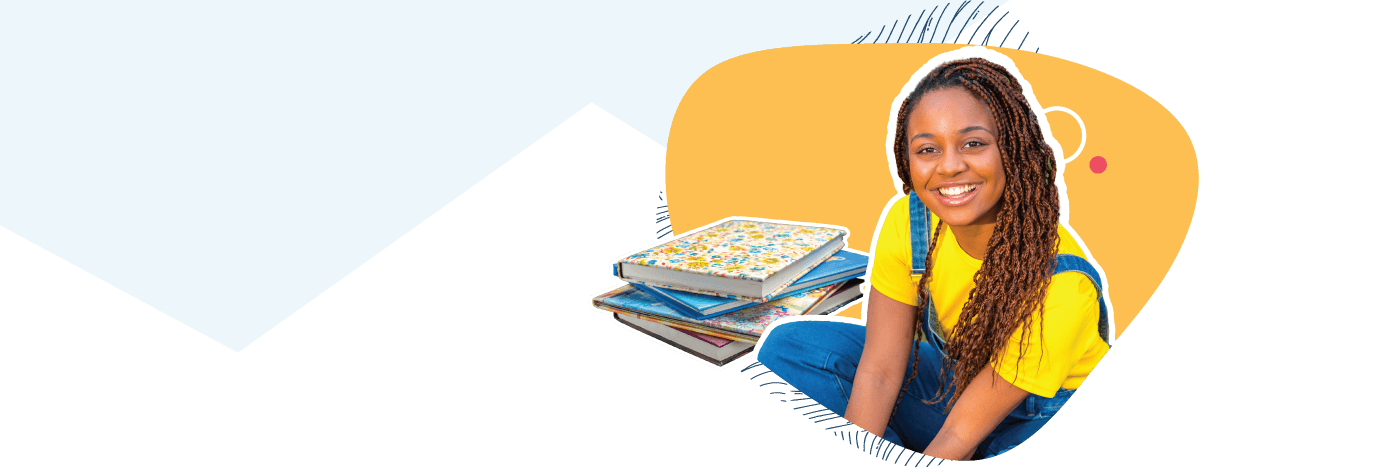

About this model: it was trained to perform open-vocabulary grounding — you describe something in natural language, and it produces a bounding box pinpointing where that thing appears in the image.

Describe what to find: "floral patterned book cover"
[613,219,846,302]
[592,282,839,341]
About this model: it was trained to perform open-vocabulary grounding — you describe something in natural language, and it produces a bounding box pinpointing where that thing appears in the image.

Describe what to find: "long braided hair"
[889,58,1061,412]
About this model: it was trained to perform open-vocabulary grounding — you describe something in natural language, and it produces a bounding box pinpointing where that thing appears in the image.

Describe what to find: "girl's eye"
[916,147,937,154]
[964,141,984,148]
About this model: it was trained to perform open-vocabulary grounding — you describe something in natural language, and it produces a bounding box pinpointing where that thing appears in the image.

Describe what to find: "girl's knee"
[758,320,863,368]
[756,321,803,365]
[760,321,831,356]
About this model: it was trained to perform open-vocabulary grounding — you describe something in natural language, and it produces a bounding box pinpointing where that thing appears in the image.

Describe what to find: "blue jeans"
[756,320,1075,460]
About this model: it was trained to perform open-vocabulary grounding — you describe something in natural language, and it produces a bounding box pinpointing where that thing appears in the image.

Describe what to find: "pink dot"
[1090,156,1107,174]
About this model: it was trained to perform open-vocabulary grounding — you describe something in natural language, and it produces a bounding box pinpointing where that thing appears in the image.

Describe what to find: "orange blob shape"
[666,45,1197,338]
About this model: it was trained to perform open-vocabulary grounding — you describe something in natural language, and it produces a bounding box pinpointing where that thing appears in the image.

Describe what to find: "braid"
[893,97,915,194]
[889,58,1061,410]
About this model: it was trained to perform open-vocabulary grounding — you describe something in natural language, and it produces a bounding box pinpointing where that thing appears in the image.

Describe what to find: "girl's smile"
[932,182,980,206]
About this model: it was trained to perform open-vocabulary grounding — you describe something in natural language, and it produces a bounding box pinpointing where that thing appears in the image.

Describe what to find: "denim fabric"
[1053,253,1112,344]
[757,320,1075,460]
[907,195,946,349]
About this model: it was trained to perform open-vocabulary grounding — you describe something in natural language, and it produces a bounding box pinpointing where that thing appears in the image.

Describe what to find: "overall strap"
[909,194,931,275]
[907,194,945,349]
[1053,253,1112,344]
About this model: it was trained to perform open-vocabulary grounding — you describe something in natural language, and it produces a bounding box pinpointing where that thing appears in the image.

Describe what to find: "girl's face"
[905,87,1005,228]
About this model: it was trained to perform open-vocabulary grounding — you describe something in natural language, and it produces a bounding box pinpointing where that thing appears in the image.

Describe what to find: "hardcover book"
[674,326,735,348]
[630,249,869,319]
[613,219,846,302]
[602,281,862,369]
[613,313,755,366]
[808,280,865,317]
[593,279,864,342]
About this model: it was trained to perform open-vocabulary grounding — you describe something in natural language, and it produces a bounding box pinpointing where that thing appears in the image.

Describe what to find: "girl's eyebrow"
[908,126,993,142]
[959,125,993,134]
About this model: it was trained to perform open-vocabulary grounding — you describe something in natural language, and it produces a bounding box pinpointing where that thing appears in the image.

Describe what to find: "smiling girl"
[757,50,1111,460]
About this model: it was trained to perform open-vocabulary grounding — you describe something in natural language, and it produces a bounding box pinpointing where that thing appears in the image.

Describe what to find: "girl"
[757,50,1110,460]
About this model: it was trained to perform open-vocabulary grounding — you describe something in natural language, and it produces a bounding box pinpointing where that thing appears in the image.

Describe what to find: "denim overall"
[906,193,1110,457]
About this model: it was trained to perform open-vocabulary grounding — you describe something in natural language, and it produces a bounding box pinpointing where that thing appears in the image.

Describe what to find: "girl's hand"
[922,366,1030,460]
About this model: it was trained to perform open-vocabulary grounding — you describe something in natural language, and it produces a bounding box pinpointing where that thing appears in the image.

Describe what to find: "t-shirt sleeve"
[993,272,1101,398]
[869,197,917,306]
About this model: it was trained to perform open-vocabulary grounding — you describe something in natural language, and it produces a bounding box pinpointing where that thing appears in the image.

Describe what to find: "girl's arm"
[922,366,1030,460]
[843,288,918,436]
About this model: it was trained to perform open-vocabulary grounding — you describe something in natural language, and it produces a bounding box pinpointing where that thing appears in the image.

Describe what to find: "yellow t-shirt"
[869,195,1109,398]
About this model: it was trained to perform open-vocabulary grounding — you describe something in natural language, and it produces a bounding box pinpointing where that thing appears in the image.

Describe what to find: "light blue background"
[0,0,1023,350]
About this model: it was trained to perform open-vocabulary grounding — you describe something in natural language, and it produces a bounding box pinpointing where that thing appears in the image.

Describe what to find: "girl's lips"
[932,183,979,206]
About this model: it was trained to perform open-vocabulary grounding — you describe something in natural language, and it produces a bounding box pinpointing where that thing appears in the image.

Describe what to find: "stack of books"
[592,218,867,365]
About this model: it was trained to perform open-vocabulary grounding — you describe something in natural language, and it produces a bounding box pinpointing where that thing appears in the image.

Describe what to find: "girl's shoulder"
[1054,224,1088,258]
[873,194,914,235]
[868,194,920,305]
[1046,226,1103,317]
[885,193,912,222]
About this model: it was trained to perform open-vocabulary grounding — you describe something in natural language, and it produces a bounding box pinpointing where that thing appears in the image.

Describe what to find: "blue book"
[629,249,868,319]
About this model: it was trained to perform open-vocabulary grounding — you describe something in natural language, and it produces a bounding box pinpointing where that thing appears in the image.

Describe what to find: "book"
[613,313,755,366]
[674,326,736,348]
[613,218,846,302]
[610,281,862,369]
[629,249,869,319]
[804,279,865,318]
[594,278,865,343]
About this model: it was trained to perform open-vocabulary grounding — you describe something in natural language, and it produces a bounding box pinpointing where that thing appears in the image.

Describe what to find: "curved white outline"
[1042,106,1086,164]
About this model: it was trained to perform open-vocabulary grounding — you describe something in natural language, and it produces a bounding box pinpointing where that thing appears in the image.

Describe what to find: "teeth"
[939,184,975,196]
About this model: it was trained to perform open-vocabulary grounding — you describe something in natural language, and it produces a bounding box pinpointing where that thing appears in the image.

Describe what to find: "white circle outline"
[1042,106,1086,164]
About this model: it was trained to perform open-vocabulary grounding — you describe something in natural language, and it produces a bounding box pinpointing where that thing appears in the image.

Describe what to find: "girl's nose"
[935,150,969,176]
